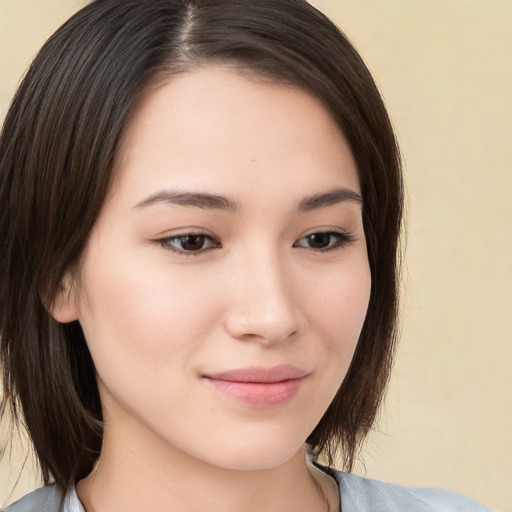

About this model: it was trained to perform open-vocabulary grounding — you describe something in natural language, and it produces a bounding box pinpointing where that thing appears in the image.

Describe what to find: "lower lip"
[204,377,306,407]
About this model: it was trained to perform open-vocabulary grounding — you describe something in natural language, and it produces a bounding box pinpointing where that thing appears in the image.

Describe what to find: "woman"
[0,1,490,511]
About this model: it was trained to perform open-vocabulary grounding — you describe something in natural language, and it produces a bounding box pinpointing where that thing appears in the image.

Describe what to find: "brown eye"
[305,233,332,249]
[177,235,208,251]
[293,231,354,251]
[158,233,220,254]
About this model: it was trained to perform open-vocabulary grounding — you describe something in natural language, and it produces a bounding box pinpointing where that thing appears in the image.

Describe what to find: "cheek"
[75,250,223,382]
[302,259,371,354]
[292,257,371,429]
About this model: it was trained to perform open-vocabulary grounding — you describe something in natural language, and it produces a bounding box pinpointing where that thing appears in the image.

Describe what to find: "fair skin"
[53,66,370,512]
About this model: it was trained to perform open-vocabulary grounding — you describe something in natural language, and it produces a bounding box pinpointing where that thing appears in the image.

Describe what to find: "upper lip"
[203,364,309,383]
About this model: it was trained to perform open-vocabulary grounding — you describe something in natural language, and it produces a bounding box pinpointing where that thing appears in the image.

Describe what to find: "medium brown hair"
[0,0,403,496]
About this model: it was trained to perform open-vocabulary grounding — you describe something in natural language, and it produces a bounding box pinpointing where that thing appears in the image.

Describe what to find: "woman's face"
[57,66,371,470]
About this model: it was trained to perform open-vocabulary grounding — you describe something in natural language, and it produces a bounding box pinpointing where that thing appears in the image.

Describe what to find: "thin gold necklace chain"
[85,461,337,512]
[310,472,331,512]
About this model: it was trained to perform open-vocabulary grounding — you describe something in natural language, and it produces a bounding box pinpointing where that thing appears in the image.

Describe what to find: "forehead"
[112,65,359,204]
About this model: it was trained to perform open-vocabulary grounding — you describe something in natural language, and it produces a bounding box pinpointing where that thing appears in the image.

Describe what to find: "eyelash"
[154,229,355,256]
[293,229,355,252]
[155,231,221,256]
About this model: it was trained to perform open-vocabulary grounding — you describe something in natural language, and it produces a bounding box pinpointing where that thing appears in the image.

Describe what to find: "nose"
[223,250,302,345]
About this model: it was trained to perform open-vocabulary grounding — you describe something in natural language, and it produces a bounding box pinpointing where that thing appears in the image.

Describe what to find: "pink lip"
[202,365,309,407]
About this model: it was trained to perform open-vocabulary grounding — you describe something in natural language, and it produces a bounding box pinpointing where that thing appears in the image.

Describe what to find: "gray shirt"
[2,470,491,511]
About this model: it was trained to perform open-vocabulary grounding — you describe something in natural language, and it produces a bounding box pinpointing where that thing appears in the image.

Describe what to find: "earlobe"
[50,275,79,323]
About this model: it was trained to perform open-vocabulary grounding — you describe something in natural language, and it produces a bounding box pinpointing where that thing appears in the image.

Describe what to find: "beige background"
[0,0,510,510]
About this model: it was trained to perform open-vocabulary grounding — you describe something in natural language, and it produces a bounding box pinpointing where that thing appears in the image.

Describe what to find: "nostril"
[225,312,300,344]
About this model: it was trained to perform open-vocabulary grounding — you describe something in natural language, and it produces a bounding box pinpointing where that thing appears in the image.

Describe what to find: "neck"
[77,420,337,512]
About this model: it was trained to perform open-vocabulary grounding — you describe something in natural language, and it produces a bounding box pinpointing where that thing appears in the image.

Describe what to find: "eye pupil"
[180,235,205,251]
[307,233,331,248]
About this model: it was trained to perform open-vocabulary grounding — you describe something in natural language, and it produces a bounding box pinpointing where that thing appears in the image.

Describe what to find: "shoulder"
[2,486,83,512]
[332,471,492,512]
[2,486,61,512]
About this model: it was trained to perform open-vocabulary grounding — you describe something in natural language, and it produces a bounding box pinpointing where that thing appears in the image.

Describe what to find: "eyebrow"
[134,190,239,212]
[297,187,362,211]
[133,187,362,212]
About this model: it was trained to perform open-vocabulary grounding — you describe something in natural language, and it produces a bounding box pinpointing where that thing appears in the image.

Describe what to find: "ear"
[49,274,79,323]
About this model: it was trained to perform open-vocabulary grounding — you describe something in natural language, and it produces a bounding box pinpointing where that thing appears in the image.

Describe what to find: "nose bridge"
[224,242,300,344]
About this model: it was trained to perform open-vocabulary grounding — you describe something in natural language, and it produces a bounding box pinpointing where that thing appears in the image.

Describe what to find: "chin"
[200,432,307,472]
